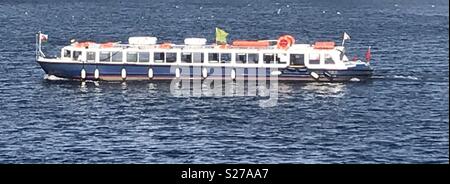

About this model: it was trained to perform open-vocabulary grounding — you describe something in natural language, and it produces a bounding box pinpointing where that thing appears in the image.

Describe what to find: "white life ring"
[148,68,153,79]
[231,68,236,80]
[121,68,127,80]
[202,67,208,78]
[94,68,99,80]
[81,69,86,80]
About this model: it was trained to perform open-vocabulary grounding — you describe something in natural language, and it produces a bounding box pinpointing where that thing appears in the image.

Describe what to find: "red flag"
[365,46,371,63]
[40,33,48,43]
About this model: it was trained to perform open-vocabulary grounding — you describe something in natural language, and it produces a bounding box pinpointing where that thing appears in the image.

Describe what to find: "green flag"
[215,27,228,45]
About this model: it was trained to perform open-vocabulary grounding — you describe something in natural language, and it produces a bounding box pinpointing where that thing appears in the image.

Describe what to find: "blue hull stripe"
[38,62,372,81]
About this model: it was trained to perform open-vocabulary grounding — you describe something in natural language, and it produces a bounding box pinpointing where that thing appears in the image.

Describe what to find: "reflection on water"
[93,83,102,93]
[44,74,68,81]
[76,80,347,101]
[277,82,294,94]
[121,82,127,93]
[273,82,347,100]
[80,81,87,92]
[301,82,347,98]
[147,83,158,95]
[169,79,277,98]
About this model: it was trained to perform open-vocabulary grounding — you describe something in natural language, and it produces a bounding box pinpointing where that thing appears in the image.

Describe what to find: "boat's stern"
[344,60,374,80]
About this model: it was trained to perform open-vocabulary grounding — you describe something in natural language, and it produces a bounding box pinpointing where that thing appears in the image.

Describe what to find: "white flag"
[343,32,350,40]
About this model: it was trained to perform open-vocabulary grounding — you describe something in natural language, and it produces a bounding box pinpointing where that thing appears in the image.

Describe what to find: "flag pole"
[37,31,46,58]
[38,31,41,53]
[340,33,346,57]
[38,31,42,58]
[366,46,371,63]
[341,32,349,47]
[35,32,39,59]
[341,32,345,46]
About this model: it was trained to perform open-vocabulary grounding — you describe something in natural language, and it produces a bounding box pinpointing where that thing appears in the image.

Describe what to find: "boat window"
[193,53,204,63]
[73,51,82,61]
[236,53,246,64]
[263,54,275,64]
[154,52,165,63]
[181,52,192,63]
[290,54,304,66]
[220,53,231,63]
[87,51,96,62]
[139,52,149,62]
[309,53,320,64]
[166,52,177,63]
[111,51,122,62]
[208,53,219,63]
[276,54,285,64]
[325,54,335,64]
[64,50,71,58]
[100,51,110,62]
[248,53,258,64]
[127,52,138,62]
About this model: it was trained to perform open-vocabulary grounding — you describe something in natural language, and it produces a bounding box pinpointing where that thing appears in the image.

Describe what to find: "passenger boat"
[35,31,373,81]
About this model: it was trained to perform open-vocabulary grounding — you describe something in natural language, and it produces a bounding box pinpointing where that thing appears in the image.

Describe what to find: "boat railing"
[111,43,280,50]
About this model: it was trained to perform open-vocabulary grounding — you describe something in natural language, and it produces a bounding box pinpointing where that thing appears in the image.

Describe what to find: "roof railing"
[105,43,283,50]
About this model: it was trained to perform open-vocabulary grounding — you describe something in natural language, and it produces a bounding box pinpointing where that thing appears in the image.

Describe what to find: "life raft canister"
[313,41,335,49]
[232,40,270,47]
[74,41,96,48]
[276,35,295,50]
[159,42,172,49]
[100,42,114,48]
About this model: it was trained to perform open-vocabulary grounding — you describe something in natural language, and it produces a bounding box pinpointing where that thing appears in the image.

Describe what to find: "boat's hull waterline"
[38,60,373,82]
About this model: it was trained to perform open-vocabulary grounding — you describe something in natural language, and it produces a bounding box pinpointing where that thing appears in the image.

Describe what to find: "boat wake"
[301,83,346,98]
[44,74,69,81]
[392,75,419,80]
[371,75,420,81]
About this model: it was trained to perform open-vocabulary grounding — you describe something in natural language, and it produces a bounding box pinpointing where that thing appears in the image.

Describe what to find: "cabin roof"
[63,43,343,53]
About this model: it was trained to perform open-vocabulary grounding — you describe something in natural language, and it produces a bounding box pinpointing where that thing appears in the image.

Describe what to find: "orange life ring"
[284,35,295,45]
[277,35,295,50]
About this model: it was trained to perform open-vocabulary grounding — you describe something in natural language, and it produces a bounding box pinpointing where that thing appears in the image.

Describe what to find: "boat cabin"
[59,37,348,70]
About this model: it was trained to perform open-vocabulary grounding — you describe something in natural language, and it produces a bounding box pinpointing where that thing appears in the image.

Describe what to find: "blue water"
[0,0,448,163]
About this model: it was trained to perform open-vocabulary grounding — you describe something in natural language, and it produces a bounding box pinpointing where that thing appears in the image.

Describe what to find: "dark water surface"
[0,0,448,163]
